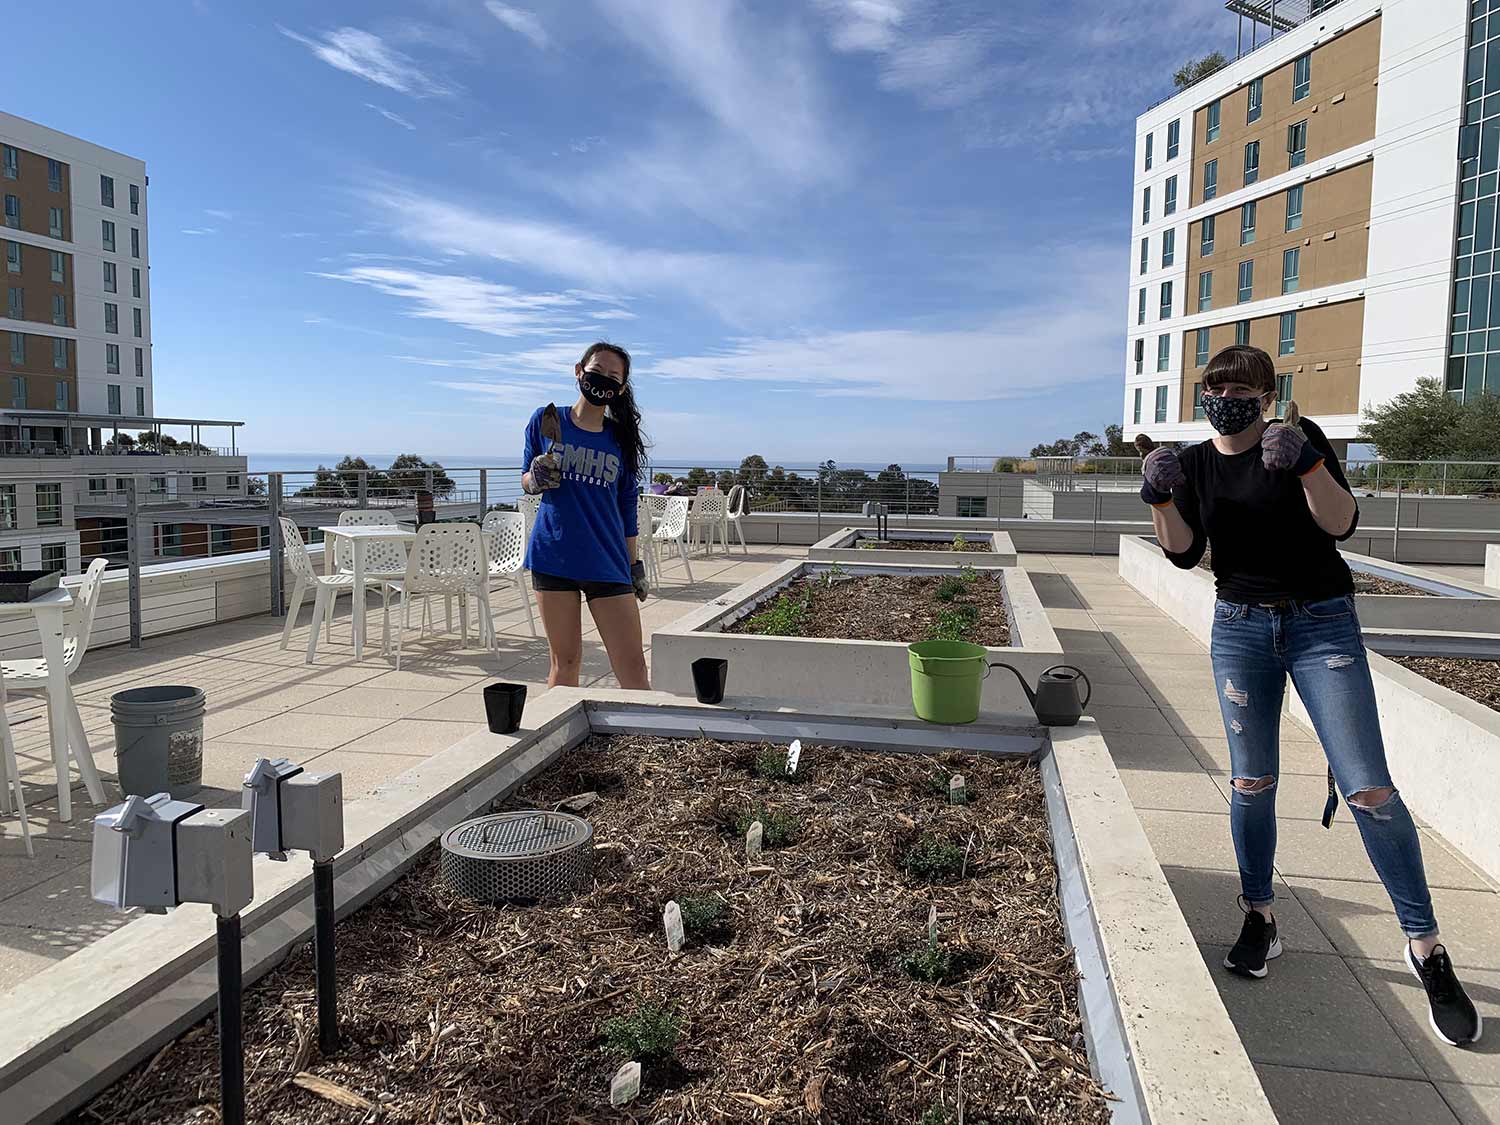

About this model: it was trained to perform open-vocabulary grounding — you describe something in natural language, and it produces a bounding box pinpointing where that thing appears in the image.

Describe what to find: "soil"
[1390,656,1500,712]
[728,572,1010,645]
[72,736,1107,1125]
[1198,550,1437,596]
[856,538,992,553]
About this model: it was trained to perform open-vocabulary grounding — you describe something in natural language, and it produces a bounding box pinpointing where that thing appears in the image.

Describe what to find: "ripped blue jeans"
[1210,595,1438,938]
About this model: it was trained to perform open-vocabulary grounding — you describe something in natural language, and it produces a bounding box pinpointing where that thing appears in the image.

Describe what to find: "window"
[94,479,114,498]
[55,381,68,411]
[1162,228,1176,268]
[9,374,23,407]
[1195,326,1211,366]
[46,158,61,192]
[210,526,234,555]
[131,267,141,298]
[48,207,62,238]
[36,483,61,526]
[159,525,184,557]
[101,221,115,252]
[1285,184,1304,231]
[227,473,241,490]
[3,195,17,229]
[1203,158,1218,201]
[0,485,15,530]
[1155,384,1169,423]
[1142,186,1150,224]
[1157,334,1171,372]
[50,251,63,283]
[1244,140,1260,186]
[1134,338,1145,374]
[7,332,21,364]
[1132,387,1142,424]
[1282,248,1301,294]
[1198,270,1213,311]
[1288,120,1308,168]
[1240,200,1257,245]
[51,295,65,327]
[1144,132,1154,171]
[1247,77,1263,123]
[7,285,21,319]
[100,175,114,208]
[132,307,142,337]
[956,496,987,518]
[129,184,139,215]
[1279,311,1297,355]
[134,347,144,377]
[0,548,18,569]
[103,261,116,293]
[114,477,127,494]
[4,240,17,273]
[1293,53,1311,101]
[191,475,208,493]
[1159,280,1173,320]
[1238,259,1254,303]
[1276,373,1293,416]
[150,475,166,495]
[1193,382,1206,420]
[106,343,120,373]
[1140,237,1149,275]
[107,384,121,415]
[1,146,16,179]
[1167,119,1181,160]
[130,228,139,257]
[1207,98,1221,142]
[104,302,118,334]
[40,543,66,574]
[135,386,144,415]
[1164,175,1178,215]
[1235,319,1251,346]
[51,336,66,370]
[1138,288,1147,325]
[1201,214,1216,256]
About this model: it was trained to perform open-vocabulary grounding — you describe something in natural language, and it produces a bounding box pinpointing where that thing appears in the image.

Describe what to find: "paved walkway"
[1025,553,1500,1125]
[0,545,804,991]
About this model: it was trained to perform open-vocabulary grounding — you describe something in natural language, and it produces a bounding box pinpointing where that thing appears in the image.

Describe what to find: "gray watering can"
[988,663,1092,726]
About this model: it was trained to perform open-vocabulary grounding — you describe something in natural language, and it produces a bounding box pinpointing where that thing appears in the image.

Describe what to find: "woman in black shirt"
[1141,346,1480,1046]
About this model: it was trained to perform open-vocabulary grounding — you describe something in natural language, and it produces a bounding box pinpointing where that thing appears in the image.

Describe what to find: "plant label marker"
[746,820,764,860]
[948,774,967,805]
[928,904,939,944]
[663,900,685,952]
[786,739,802,775]
[610,1060,642,1107]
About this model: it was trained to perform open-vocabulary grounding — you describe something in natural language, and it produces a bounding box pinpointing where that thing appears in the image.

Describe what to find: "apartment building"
[1124,0,1473,448]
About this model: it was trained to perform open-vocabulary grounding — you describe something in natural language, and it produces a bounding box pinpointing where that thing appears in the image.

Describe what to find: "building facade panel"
[0,142,71,242]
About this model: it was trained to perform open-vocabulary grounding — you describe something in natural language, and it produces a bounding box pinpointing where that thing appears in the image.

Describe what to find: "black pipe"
[313,859,339,1056]
[216,913,244,1125]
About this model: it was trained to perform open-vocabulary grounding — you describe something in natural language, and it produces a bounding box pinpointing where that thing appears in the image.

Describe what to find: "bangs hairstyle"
[1202,345,1276,395]
[579,341,650,483]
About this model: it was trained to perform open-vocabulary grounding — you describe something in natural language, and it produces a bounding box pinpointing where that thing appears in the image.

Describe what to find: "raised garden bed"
[1389,656,1500,712]
[810,527,1017,568]
[861,537,991,552]
[73,734,1108,1123]
[726,569,1010,646]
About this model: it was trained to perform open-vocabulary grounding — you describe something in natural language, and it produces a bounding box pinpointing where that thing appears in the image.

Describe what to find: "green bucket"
[908,639,988,724]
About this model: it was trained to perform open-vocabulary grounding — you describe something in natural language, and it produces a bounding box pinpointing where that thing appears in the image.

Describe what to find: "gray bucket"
[111,686,207,799]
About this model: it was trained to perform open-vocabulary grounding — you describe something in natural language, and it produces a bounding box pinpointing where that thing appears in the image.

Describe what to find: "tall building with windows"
[1124,0,1473,449]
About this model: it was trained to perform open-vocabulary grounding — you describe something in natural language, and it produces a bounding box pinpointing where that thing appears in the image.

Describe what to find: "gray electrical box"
[177,808,254,917]
[280,772,344,863]
[242,758,304,860]
[91,793,204,913]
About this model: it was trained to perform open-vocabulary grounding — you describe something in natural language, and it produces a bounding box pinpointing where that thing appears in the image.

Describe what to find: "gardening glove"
[1140,447,1185,507]
[1261,403,1323,477]
[527,451,561,492]
[632,559,649,602]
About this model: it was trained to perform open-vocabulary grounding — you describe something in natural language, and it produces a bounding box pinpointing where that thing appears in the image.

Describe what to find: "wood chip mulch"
[857,539,992,553]
[728,573,1011,646]
[1390,656,1500,712]
[70,736,1108,1125]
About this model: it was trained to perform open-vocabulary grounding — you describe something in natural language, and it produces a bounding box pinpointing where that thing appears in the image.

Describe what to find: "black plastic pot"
[691,658,728,705]
[483,682,527,734]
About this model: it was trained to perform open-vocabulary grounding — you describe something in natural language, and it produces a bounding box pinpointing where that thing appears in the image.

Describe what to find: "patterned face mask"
[1202,392,1267,436]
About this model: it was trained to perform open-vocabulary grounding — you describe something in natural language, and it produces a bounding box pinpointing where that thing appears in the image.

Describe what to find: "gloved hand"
[631,559,649,603]
[1140,447,1185,506]
[528,451,561,492]
[1262,422,1323,476]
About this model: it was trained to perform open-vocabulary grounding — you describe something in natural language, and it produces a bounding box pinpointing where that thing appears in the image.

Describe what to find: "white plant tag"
[928,904,939,943]
[663,901,685,952]
[746,820,764,859]
[949,774,967,805]
[610,1061,642,1106]
[786,739,802,775]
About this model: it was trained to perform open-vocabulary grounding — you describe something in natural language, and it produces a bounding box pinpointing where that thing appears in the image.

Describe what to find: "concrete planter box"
[652,560,1063,717]
[808,525,1017,567]
[1119,535,1500,885]
[1487,543,1500,588]
[1339,551,1500,634]
[0,689,1273,1124]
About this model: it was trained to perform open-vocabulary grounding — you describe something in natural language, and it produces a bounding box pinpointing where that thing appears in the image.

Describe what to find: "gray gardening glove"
[1261,402,1323,476]
[528,451,561,492]
[631,559,649,602]
[1140,447,1185,505]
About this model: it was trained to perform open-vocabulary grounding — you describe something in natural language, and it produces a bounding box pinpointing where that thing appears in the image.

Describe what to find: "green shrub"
[732,804,801,846]
[951,534,968,551]
[904,835,965,882]
[753,745,807,783]
[744,590,808,636]
[959,564,980,583]
[603,1004,681,1061]
[919,1103,953,1125]
[903,938,956,984]
[678,895,727,938]
[928,603,979,642]
[934,576,965,603]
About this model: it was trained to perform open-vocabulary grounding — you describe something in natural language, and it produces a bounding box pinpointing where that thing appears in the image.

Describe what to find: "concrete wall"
[1488,544,1500,589]
[807,527,1017,567]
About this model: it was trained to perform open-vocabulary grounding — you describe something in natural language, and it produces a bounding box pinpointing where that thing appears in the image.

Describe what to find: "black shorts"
[532,570,635,602]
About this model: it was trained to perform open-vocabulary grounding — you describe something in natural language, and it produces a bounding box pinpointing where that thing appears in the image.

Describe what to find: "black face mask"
[579,369,621,406]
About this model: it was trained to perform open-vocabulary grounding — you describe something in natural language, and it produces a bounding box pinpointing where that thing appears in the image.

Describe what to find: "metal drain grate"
[440,810,595,904]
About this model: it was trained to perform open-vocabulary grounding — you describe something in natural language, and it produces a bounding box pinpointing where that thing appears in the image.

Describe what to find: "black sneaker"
[1405,943,1483,1046]
[1223,897,1282,979]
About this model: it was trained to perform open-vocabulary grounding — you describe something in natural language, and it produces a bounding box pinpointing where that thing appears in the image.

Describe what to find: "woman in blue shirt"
[522,342,650,689]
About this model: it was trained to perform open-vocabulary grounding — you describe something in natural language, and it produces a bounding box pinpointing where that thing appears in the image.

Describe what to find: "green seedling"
[928,603,978,642]
[934,576,966,603]
[903,835,965,882]
[959,564,981,584]
[744,590,808,636]
[951,534,968,551]
[732,804,801,847]
[753,745,807,783]
[603,1004,681,1062]
[902,936,957,984]
[677,895,728,939]
[919,1103,953,1125]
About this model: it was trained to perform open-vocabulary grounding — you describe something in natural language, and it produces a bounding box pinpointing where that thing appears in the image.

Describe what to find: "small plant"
[951,534,967,552]
[754,744,807,783]
[934,575,965,603]
[928,603,978,642]
[903,937,956,984]
[744,589,809,636]
[959,564,980,584]
[732,804,801,847]
[677,894,727,939]
[603,1003,681,1062]
[925,770,974,802]
[904,835,965,882]
[919,1102,953,1125]
[822,562,846,588]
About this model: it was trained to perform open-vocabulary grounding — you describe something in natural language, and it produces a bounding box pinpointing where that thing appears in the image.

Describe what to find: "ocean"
[245,453,947,478]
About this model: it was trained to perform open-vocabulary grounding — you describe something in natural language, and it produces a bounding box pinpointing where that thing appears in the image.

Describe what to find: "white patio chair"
[688,489,728,555]
[636,494,660,589]
[519,493,541,549]
[481,510,536,637]
[0,669,30,857]
[650,495,694,583]
[278,517,394,663]
[389,523,496,670]
[1,558,109,812]
[333,508,410,634]
[725,484,750,555]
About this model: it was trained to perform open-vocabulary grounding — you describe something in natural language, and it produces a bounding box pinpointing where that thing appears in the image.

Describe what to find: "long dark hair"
[580,341,649,483]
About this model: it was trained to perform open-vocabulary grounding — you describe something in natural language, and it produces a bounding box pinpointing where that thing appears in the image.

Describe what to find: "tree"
[1102,424,1132,457]
[684,467,713,489]
[1029,431,1100,458]
[735,454,768,489]
[388,454,455,496]
[1357,378,1466,461]
[714,469,735,492]
[1174,52,1227,90]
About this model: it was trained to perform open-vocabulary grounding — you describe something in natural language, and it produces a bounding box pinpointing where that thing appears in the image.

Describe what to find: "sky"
[6,0,1225,466]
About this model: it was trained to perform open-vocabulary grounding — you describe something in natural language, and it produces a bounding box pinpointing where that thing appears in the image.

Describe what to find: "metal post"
[1091,483,1101,557]
[216,913,245,1125]
[1442,462,1449,497]
[1392,480,1402,564]
[125,479,142,649]
[356,470,368,508]
[268,473,285,617]
[905,477,911,525]
[479,468,488,515]
[816,477,823,541]
[1376,460,1382,496]
[314,860,338,1056]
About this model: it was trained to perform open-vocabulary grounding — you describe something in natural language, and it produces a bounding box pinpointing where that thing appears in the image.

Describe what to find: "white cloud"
[204,208,235,221]
[485,3,550,49]
[819,0,909,52]
[569,136,605,153]
[278,25,455,96]
[180,227,217,236]
[366,103,417,130]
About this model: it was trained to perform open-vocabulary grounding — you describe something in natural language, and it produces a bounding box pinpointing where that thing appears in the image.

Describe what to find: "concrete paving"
[0,545,803,990]
[1027,552,1500,1124]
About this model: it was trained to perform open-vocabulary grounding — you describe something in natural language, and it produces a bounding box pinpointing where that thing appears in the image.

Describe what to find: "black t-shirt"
[1163,418,1359,603]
